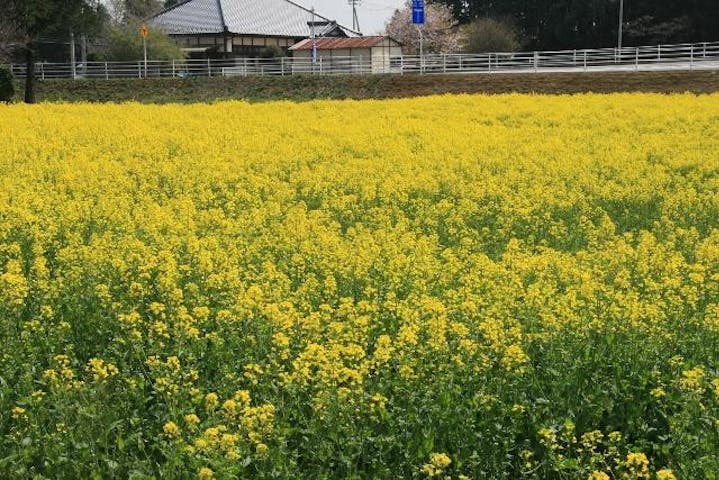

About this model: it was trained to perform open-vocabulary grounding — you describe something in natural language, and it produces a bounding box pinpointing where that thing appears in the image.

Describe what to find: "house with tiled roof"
[149,0,359,58]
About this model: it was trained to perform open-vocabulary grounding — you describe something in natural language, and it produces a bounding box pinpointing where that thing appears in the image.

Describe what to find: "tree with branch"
[0,0,105,103]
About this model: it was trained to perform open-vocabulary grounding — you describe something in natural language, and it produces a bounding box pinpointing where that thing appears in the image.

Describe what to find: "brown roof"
[290,36,397,50]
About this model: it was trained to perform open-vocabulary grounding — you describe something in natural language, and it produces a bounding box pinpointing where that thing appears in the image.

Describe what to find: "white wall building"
[289,36,403,73]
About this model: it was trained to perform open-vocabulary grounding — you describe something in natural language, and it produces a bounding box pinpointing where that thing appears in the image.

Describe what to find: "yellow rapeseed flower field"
[1,94,719,479]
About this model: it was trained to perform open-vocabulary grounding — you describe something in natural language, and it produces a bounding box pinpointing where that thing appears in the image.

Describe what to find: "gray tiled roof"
[150,0,358,37]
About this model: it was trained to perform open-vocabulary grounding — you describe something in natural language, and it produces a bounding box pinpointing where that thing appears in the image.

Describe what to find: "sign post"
[412,0,424,74]
[139,23,149,78]
[309,7,318,72]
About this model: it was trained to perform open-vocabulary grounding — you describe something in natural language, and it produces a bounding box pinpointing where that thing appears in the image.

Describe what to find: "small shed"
[289,36,402,73]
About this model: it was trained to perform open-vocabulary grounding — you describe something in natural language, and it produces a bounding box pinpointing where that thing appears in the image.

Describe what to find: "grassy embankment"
[20,70,719,103]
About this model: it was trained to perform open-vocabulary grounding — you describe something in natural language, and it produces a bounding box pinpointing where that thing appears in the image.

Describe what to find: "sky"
[292,0,406,35]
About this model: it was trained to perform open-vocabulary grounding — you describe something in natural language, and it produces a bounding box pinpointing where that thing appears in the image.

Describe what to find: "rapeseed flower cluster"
[0,94,718,478]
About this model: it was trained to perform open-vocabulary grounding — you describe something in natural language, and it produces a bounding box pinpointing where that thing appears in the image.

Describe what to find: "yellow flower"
[588,472,610,480]
[678,367,705,394]
[163,421,180,437]
[538,427,557,448]
[234,389,251,406]
[198,467,214,479]
[223,399,237,414]
[86,358,119,382]
[650,387,666,398]
[429,453,451,468]
[370,393,388,410]
[625,452,650,478]
[220,433,239,450]
[421,452,452,477]
[205,392,219,410]
[184,413,200,426]
[166,356,181,371]
[656,469,676,480]
[11,406,26,419]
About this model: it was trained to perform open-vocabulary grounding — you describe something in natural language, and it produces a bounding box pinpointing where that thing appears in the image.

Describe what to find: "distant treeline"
[431,0,719,49]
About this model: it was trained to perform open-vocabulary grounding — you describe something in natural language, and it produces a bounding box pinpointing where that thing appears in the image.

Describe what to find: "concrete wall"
[371,42,403,73]
[292,48,372,73]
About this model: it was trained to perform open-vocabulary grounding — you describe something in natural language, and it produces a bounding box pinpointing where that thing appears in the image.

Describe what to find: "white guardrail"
[8,41,719,80]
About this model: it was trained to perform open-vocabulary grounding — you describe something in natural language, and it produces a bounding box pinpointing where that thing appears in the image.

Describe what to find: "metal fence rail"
[8,40,719,80]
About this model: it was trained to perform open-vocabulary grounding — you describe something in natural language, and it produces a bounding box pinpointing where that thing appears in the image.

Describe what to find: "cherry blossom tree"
[384,1,463,55]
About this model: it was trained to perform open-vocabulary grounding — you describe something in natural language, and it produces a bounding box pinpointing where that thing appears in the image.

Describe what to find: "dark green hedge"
[24,70,719,104]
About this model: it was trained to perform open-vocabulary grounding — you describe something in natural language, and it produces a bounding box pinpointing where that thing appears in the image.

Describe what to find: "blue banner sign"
[412,0,425,24]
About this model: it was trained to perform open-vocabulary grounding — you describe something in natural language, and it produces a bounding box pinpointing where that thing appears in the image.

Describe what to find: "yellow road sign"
[139,23,149,39]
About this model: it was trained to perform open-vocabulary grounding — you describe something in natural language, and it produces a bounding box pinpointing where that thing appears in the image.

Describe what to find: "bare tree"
[107,0,163,23]
[384,1,463,55]
[0,15,21,62]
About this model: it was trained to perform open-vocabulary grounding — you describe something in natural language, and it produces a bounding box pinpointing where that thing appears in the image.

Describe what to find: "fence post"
[138,62,142,78]
[171,60,176,77]
[442,54,446,73]
[207,58,211,77]
[657,44,661,62]
[533,51,538,72]
[104,62,109,80]
[281,57,285,76]
[400,55,404,75]
[690,44,694,69]
[583,50,587,72]
[703,42,707,57]
[458,55,462,72]
[635,47,639,71]
[39,62,45,81]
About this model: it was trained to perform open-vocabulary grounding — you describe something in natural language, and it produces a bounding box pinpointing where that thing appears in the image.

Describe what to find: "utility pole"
[348,0,361,32]
[310,7,317,70]
[70,30,77,79]
[80,34,87,77]
[618,0,624,51]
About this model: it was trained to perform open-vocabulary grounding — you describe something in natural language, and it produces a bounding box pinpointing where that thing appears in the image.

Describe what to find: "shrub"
[99,21,185,61]
[0,65,15,102]
[259,46,284,58]
[462,18,520,53]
